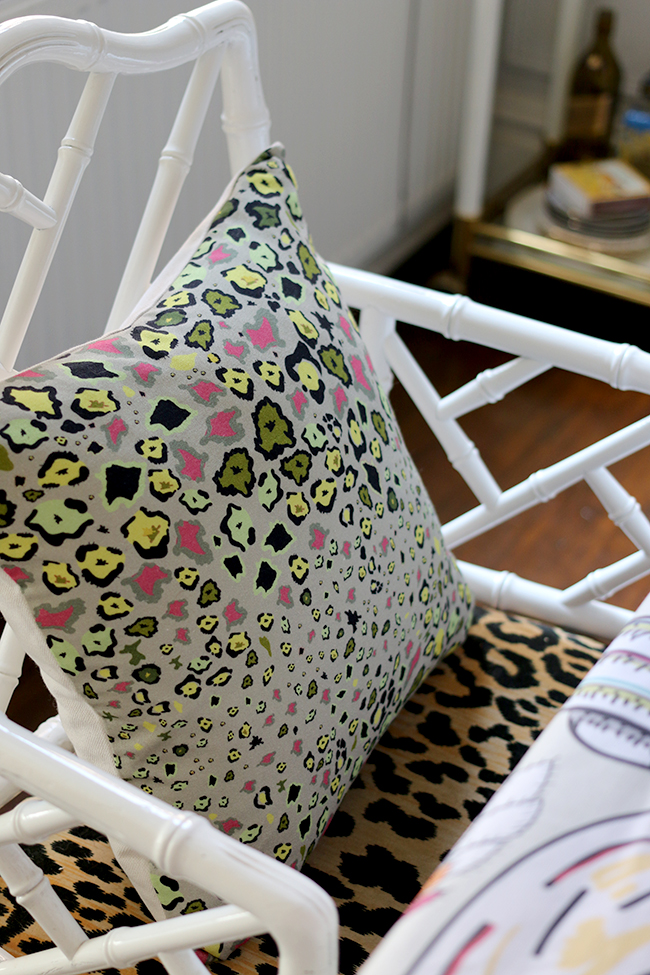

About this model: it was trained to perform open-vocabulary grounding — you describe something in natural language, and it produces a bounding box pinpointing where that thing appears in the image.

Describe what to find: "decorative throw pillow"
[0,145,472,930]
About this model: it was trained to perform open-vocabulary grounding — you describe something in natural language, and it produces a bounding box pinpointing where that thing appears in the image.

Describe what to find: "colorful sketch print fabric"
[408,812,650,975]
[372,606,650,975]
[0,145,472,919]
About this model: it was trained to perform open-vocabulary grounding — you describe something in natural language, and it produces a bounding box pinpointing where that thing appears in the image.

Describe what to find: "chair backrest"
[0,0,270,376]
[0,7,339,975]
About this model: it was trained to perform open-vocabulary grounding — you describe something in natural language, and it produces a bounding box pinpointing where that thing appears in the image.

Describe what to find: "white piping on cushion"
[0,569,164,923]
[0,360,16,380]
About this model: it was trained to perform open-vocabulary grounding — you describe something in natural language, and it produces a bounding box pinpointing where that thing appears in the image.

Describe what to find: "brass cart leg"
[450,216,477,290]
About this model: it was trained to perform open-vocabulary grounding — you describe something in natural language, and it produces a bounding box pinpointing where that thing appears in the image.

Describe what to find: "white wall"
[487,0,556,194]
[0,0,471,368]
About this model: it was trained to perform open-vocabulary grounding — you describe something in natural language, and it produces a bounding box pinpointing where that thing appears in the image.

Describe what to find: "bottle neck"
[595,10,613,42]
[594,32,612,52]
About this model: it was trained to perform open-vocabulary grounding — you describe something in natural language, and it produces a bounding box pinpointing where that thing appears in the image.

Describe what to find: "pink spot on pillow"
[3,566,29,582]
[350,356,371,391]
[107,417,127,445]
[133,565,169,596]
[208,410,237,438]
[292,389,307,415]
[177,521,206,555]
[35,605,75,628]
[224,599,243,623]
[334,385,347,412]
[177,449,204,481]
[208,244,231,263]
[133,362,159,383]
[407,647,421,681]
[247,316,275,349]
[221,818,242,835]
[191,381,222,402]
[339,315,353,341]
[87,338,121,354]
[224,340,244,357]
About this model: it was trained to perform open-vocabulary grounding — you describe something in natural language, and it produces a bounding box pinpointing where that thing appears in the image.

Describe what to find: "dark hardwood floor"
[392,323,650,612]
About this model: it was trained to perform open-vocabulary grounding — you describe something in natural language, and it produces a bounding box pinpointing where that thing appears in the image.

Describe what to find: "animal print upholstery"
[0,144,472,922]
[0,824,161,975]
[0,607,603,974]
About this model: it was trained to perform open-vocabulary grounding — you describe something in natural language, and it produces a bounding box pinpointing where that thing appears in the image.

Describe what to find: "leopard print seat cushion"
[0,607,602,974]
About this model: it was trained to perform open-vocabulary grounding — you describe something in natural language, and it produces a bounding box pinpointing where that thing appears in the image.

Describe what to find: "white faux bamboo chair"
[2,3,650,975]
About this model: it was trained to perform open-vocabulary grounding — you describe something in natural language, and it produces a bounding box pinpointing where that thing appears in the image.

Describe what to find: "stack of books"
[543,158,650,253]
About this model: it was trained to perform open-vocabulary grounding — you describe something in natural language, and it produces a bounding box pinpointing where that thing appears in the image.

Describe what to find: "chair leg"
[159,948,214,975]
[0,626,25,715]
[0,844,88,960]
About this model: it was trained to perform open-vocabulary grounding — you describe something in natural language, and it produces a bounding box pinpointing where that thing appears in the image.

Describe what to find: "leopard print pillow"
[0,145,472,923]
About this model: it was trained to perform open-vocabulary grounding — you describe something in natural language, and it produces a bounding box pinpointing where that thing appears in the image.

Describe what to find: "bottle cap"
[623,109,650,132]
[597,9,613,34]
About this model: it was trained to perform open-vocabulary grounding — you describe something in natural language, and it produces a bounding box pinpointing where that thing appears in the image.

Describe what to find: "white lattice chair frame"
[1,2,650,975]
[331,263,650,644]
[0,712,337,975]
